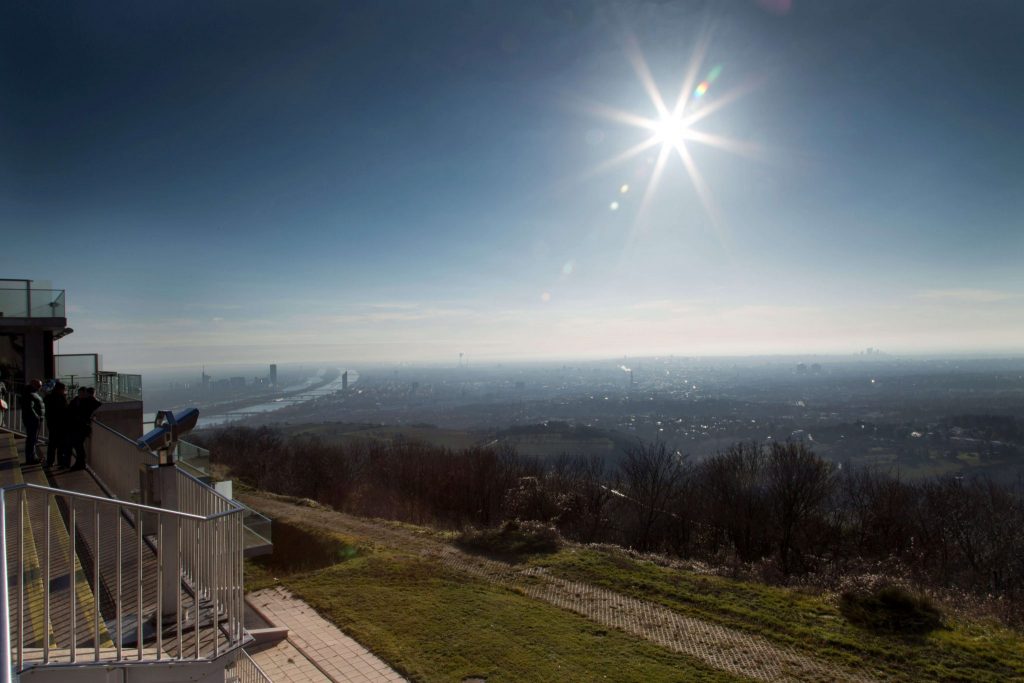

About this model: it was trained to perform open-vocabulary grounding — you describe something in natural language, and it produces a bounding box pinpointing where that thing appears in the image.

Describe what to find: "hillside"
[241,491,1024,682]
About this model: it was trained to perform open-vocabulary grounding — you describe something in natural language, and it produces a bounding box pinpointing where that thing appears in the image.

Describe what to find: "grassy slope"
[247,535,740,682]
[243,495,1024,682]
[529,548,1024,682]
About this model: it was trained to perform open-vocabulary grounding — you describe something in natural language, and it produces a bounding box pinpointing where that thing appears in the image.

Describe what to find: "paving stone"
[249,587,406,683]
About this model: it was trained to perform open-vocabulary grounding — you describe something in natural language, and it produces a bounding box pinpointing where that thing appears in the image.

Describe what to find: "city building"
[269,364,277,387]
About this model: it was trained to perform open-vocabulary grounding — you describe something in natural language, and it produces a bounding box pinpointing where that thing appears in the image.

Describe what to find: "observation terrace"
[0,279,274,682]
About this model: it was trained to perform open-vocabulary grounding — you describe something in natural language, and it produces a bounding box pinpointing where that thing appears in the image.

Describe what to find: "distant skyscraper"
[269,363,277,386]
[342,370,348,391]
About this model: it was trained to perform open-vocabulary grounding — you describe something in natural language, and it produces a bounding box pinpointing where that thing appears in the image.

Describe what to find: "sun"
[581,35,758,230]
[650,114,690,152]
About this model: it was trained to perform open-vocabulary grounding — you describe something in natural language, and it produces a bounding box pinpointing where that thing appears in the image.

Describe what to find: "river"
[141,368,358,430]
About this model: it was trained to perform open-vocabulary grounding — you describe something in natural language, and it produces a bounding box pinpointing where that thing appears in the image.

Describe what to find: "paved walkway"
[249,587,406,683]
[247,638,332,683]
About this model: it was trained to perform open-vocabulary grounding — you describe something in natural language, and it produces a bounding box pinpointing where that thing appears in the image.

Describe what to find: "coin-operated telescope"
[135,408,200,622]
[136,408,199,466]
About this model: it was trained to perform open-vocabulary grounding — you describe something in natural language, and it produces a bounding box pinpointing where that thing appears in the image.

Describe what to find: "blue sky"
[3,0,1023,369]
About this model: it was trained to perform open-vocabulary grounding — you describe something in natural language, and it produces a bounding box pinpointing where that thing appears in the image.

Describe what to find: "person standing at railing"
[22,379,44,464]
[0,374,8,428]
[68,386,101,470]
[43,381,71,468]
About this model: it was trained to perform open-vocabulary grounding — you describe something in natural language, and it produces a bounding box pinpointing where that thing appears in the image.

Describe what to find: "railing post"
[156,466,180,621]
[0,489,11,680]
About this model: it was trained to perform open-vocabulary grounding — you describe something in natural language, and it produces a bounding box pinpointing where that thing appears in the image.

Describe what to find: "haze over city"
[5,3,1024,681]
[5,0,1024,369]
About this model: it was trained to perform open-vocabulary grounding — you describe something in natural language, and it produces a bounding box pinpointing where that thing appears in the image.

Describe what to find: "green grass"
[242,494,1024,682]
[528,547,1024,682]
[256,551,741,682]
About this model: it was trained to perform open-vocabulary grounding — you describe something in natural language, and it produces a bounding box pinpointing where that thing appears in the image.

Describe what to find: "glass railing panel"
[54,372,142,403]
[28,289,65,318]
[0,286,66,318]
[0,286,29,317]
[242,507,273,544]
[117,373,142,399]
[55,353,100,378]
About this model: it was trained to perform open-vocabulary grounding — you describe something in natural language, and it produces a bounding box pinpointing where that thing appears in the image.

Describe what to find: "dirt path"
[243,493,880,683]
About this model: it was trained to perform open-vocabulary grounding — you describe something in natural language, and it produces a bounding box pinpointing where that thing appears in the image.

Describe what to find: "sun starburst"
[585,35,759,239]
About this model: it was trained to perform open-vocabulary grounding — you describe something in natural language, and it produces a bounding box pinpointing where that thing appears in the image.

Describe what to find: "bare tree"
[766,441,834,575]
[619,442,687,552]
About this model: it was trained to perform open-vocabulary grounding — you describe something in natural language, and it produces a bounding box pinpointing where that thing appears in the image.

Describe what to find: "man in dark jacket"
[68,387,102,470]
[22,379,45,464]
[43,382,71,468]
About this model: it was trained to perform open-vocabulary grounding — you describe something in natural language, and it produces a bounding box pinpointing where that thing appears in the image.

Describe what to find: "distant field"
[281,422,485,450]
[497,433,620,459]
[280,421,628,460]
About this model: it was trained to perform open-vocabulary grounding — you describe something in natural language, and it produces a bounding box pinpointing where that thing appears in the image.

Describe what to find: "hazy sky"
[4,0,1023,369]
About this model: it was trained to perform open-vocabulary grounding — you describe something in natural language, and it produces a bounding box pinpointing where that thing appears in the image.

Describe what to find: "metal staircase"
[0,429,271,682]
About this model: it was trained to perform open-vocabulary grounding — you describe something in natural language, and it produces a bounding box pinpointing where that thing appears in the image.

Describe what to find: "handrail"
[174,439,274,547]
[2,482,208,521]
[0,488,11,681]
[90,420,246,520]
[4,418,250,674]
[2,481,246,671]
[228,647,274,683]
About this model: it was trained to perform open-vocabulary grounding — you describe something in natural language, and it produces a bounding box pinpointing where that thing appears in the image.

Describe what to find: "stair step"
[3,433,237,671]
[3,436,57,652]
[20,464,114,653]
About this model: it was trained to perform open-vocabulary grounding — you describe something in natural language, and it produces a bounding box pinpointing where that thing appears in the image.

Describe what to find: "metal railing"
[1,483,245,673]
[226,648,273,683]
[174,439,273,548]
[92,423,272,557]
[89,421,154,504]
[89,422,246,604]
[57,373,142,403]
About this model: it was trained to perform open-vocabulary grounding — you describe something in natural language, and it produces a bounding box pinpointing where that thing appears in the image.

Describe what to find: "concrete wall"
[93,401,144,439]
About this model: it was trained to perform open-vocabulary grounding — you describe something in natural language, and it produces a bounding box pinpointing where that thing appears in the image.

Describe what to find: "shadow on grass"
[840,586,943,637]
[455,520,561,563]
[253,519,359,574]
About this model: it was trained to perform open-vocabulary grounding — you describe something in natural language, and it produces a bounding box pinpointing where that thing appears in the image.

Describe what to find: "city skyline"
[5,1,1023,369]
